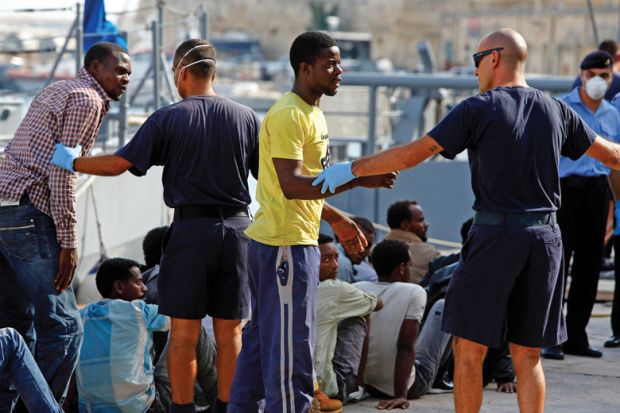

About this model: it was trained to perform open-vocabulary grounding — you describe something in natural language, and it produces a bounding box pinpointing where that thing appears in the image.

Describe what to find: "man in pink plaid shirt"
[0,42,130,409]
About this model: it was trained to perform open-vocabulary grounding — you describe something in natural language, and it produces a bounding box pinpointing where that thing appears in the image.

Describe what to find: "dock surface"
[344,303,620,413]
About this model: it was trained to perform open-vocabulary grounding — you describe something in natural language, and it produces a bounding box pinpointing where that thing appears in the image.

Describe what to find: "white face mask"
[173,44,216,86]
[584,75,609,100]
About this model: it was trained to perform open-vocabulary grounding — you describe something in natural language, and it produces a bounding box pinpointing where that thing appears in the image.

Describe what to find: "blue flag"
[83,0,128,52]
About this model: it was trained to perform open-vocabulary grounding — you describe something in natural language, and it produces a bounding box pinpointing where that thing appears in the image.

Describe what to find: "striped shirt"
[77,299,170,413]
[0,68,110,248]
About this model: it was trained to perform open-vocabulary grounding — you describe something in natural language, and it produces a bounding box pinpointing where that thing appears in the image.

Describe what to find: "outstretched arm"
[73,154,133,176]
[585,135,620,171]
[273,158,396,200]
[313,136,442,193]
[52,143,133,176]
[352,135,443,177]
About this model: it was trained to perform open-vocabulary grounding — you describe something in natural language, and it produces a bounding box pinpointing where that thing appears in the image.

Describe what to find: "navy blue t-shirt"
[116,96,260,208]
[427,87,596,213]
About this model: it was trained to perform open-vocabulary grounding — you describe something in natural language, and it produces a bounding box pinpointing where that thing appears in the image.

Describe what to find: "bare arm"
[357,314,371,387]
[273,158,396,200]
[352,135,443,178]
[73,154,133,176]
[585,135,620,171]
[376,319,420,409]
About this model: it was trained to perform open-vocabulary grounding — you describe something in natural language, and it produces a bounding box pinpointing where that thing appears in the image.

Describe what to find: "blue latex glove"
[312,161,356,194]
[614,201,620,236]
[51,143,82,172]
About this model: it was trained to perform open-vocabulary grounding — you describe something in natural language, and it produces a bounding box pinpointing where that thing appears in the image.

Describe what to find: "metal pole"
[587,0,600,46]
[198,5,208,40]
[161,52,175,101]
[156,0,164,107]
[46,17,77,86]
[367,85,379,223]
[151,21,161,110]
[118,31,129,146]
[157,0,164,55]
[129,64,153,106]
[75,2,83,74]
[617,0,620,41]
[366,85,377,156]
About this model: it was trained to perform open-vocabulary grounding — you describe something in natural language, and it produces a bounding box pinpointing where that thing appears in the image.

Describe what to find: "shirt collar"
[78,67,112,103]
[386,229,423,243]
[565,87,582,105]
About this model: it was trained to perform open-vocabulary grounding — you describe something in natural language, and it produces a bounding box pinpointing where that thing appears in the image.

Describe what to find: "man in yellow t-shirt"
[229,32,396,413]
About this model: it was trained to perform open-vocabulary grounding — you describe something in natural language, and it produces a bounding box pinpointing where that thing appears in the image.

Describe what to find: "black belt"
[175,205,249,220]
[561,175,608,188]
[473,211,556,227]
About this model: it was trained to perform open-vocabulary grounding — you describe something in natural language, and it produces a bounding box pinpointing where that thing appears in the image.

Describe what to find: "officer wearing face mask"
[572,40,620,101]
[541,50,620,361]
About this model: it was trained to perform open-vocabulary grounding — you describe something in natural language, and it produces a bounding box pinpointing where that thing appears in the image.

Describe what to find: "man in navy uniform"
[313,28,620,413]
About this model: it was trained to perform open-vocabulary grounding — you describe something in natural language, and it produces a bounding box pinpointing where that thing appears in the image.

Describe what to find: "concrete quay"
[345,303,620,413]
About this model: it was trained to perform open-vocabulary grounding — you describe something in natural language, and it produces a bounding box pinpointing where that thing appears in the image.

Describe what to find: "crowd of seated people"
[311,200,518,410]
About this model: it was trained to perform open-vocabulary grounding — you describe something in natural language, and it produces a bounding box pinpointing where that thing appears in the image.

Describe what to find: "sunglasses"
[473,47,504,68]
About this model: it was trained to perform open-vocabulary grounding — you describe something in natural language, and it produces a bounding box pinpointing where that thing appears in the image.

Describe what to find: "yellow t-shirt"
[245,92,329,246]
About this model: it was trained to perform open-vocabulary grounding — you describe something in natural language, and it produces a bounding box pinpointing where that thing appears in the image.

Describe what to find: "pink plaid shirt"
[0,68,110,248]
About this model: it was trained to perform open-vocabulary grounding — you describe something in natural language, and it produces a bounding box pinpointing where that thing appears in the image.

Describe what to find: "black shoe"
[541,345,564,360]
[563,343,603,358]
[601,257,615,272]
[604,336,620,348]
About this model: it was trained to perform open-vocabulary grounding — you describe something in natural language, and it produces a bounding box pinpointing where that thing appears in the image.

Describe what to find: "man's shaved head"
[479,28,528,68]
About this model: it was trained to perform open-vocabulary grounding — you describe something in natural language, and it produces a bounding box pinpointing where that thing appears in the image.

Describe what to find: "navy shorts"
[158,215,251,320]
[442,223,566,348]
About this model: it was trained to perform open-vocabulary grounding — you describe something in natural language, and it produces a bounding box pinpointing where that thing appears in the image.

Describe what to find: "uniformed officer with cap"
[542,50,620,360]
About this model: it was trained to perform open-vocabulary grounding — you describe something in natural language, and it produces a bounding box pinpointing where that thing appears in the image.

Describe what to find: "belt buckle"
[0,199,20,207]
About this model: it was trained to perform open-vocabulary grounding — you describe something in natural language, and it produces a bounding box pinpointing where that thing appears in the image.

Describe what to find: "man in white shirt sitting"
[355,240,452,410]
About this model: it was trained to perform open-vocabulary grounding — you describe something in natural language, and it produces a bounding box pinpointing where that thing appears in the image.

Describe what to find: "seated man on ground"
[0,327,62,413]
[77,258,217,412]
[315,234,382,408]
[383,200,440,284]
[355,240,452,410]
[140,225,171,365]
[336,217,378,283]
[141,225,169,304]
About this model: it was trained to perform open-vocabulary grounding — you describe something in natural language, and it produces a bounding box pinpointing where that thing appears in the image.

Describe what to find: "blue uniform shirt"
[428,86,596,213]
[559,87,620,178]
[116,96,260,208]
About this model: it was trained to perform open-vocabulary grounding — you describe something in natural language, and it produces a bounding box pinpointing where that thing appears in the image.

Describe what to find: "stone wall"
[133,0,620,75]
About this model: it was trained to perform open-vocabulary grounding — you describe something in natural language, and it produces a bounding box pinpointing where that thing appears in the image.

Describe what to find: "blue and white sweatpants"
[228,240,319,413]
